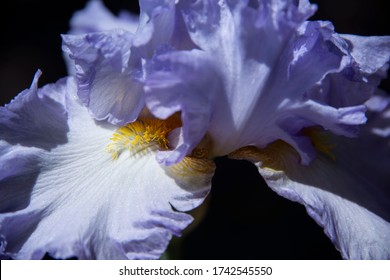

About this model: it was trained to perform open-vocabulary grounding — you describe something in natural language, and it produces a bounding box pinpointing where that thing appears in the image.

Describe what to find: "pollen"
[106,116,181,159]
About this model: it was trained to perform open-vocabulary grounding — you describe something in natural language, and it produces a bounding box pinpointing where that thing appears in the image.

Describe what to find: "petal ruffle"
[231,96,390,259]
[0,70,68,150]
[341,35,390,76]
[306,35,390,108]
[63,0,197,127]
[0,76,214,259]
[0,72,69,214]
[63,0,197,126]
[62,30,145,125]
[134,0,196,58]
[64,0,139,75]
[146,0,371,164]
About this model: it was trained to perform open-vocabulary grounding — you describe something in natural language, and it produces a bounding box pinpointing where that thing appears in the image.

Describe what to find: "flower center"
[106,117,181,159]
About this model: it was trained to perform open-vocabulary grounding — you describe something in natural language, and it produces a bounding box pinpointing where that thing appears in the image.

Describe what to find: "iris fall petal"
[0,74,214,259]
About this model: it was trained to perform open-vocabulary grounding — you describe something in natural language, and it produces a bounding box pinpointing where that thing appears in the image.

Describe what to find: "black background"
[1,0,389,259]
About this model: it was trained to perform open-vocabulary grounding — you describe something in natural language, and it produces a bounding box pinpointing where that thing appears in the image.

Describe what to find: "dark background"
[1,0,389,259]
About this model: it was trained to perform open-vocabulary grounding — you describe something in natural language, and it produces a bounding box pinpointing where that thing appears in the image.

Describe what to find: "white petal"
[1,78,213,259]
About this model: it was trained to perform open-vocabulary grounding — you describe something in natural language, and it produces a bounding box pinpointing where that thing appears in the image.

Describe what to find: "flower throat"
[106,116,181,159]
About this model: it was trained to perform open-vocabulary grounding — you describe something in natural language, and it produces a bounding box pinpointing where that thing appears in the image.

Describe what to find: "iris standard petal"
[134,0,196,57]
[63,0,196,127]
[0,75,214,259]
[146,50,222,164]
[62,30,145,125]
[306,35,390,108]
[146,0,372,164]
[64,0,139,75]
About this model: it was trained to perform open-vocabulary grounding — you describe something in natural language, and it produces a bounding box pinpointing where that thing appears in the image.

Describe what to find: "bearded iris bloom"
[1,0,390,260]
[0,1,215,259]
[142,0,390,259]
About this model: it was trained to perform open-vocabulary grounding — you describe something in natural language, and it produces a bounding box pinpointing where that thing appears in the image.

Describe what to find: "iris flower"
[0,1,215,259]
[1,0,390,259]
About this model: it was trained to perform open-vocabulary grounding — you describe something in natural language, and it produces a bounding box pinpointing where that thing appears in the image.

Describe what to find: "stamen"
[106,116,181,159]
[162,133,215,187]
[164,156,216,187]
